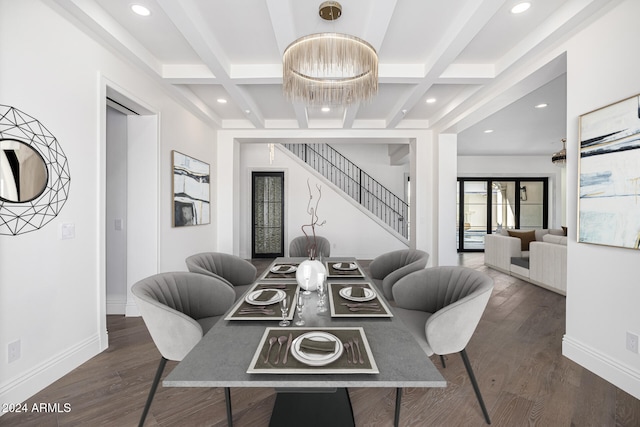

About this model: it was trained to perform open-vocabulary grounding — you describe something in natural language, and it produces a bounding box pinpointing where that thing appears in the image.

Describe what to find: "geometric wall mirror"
[0,105,71,235]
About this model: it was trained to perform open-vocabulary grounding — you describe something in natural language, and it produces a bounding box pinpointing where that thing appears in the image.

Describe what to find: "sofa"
[484,229,567,295]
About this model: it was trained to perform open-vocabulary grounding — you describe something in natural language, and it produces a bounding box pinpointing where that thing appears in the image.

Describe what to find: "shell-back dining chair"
[368,249,429,300]
[289,235,331,258]
[132,271,236,426]
[392,266,494,424]
[185,252,257,301]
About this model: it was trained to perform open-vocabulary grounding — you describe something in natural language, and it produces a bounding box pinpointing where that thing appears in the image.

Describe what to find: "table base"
[269,387,354,427]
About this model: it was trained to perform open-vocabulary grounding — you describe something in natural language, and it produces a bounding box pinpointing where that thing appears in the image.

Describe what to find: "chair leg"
[439,354,446,368]
[225,387,233,427]
[394,387,402,427]
[139,357,168,427]
[460,349,491,424]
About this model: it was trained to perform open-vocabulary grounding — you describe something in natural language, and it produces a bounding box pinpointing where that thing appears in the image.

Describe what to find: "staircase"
[282,143,409,239]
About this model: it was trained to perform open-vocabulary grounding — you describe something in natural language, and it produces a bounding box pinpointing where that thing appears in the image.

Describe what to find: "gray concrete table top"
[164,258,446,389]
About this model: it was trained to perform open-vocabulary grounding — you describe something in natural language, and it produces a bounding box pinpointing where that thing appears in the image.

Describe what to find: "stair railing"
[283,143,409,238]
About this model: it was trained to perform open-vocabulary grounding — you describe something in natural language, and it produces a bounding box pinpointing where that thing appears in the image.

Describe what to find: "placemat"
[247,327,378,374]
[263,262,300,280]
[325,261,365,278]
[225,282,298,321]
[328,282,393,318]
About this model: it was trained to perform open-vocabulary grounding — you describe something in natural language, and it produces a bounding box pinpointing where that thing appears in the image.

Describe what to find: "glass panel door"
[519,181,545,229]
[459,181,488,251]
[458,177,548,252]
[252,172,284,258]
[491,181,517,232]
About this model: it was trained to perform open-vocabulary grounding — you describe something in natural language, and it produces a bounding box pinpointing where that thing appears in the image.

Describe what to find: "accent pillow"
[507,229,536,251]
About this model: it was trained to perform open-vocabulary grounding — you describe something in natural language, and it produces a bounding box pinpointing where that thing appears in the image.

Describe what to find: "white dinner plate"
[270,264,297,274]
[339,287,377,302]
[244,289,286,306]
[291,331,344,366]
[332,262,358,271]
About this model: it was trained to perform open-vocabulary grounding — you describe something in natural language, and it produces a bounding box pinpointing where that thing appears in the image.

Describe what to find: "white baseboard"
[106,298,126,315]
[0,334,101,410]
[563,334,640,399]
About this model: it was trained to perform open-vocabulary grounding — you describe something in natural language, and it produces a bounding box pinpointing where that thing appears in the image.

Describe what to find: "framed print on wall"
[578,94,640,249]
[172,150,210,227]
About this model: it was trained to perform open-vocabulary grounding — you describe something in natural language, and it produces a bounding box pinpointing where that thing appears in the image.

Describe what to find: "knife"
[283,332,293,364]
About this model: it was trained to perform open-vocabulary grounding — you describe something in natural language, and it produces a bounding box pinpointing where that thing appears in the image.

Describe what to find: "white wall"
[238,144,408,259]
[458,155,565,228]
[0,0,217,406]
[216,129,441,262]
[562,0,640,399]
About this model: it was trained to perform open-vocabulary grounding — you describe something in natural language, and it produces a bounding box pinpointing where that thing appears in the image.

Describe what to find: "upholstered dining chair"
[289,235,331,258]
[132,272,236,427]
[392,266,494,424]
[368,249,429,300]
[185,252,257,301]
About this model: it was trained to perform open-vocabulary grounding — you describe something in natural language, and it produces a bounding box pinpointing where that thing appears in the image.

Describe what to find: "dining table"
[163,257,446,427]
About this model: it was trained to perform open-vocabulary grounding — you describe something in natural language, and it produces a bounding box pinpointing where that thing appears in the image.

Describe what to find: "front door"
[252,171,285,258]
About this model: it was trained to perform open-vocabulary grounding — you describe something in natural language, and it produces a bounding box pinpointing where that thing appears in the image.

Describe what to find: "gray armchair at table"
[392,266,494,424]
[289,235,331,258]
[132,272,236,427]
[368,249,429,300]
[185,252,257,300]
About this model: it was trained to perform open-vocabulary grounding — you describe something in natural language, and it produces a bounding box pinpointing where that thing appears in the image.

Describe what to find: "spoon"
[264,336,277,363]
[343,342,351,364]
[274,335,288,364]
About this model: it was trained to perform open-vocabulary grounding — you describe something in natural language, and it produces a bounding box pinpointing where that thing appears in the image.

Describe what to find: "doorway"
[252,171,285,258]
[103,87,158,328]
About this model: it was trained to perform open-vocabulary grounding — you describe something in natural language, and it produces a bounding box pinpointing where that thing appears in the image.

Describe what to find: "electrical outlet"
[626,332,639,354]
[8,340,20,363]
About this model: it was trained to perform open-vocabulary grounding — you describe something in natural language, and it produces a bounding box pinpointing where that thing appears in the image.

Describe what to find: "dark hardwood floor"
[2,254,639,426]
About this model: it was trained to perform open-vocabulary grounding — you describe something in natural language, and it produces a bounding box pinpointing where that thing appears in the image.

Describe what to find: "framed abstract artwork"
[578,94,640,249]
[172,151,210,227]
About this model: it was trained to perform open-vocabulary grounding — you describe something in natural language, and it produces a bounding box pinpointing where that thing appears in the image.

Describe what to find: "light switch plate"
[60,223,75,240]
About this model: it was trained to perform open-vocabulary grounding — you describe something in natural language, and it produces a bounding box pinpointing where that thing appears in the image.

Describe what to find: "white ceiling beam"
[49,0,222,127]
[156,0,265,128]
[386,0,507,128]
[361,0,399,51]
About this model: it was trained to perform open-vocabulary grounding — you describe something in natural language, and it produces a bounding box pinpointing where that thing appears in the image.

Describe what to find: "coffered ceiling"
[52,0,617,156]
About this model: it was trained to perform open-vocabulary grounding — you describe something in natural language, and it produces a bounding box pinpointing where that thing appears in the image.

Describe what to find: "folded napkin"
[350,287,365,298]
[299,338,336,354]
[255,290,277,301]
[276,265,291,272]
[339,262,352,269]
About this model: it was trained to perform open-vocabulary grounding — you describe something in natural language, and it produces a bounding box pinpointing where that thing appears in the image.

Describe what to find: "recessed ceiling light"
[217,98,227,104]
[321,107,330,112]
[131,4,151,16]
[534,103,548,109]
[245,109,251,114]
[484,129,494,134]
[511,2,531,14]
[426,98,436,104]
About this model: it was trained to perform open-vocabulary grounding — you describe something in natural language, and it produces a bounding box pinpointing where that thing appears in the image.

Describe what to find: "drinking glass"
[316,274,327,313]
[279,297,290,327]
[293,294,305,326]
